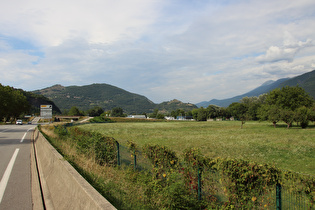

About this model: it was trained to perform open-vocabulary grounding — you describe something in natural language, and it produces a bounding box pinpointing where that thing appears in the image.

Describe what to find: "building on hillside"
[127,115,147,119]
[165,116,175,120]
[176,116,194,121]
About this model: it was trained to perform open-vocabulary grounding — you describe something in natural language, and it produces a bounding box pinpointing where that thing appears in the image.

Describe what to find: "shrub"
[89,116,114,123]
[54,124,69,137]
[67,126,117,166]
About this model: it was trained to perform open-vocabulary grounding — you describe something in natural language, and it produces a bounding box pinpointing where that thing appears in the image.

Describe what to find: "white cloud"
[0,0,163,46]
[1,0,315,104]
[256,32,313,63]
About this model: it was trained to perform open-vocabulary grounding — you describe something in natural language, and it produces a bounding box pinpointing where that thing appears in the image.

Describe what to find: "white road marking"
[0,129,9,133]
[0,148,20,203]
[20,128,34,143]
[20,133,27,143]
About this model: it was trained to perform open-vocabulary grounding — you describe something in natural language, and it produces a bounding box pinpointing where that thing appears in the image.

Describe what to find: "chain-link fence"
[54,124,314,209]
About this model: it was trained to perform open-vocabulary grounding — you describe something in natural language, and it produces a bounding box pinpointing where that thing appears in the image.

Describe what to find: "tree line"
[63,86,315,128]
[191,86,314,128]
[0,83,30,122]
[148,86,315,128]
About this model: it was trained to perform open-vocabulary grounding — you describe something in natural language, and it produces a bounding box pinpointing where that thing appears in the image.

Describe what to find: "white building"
[127,115,147,119]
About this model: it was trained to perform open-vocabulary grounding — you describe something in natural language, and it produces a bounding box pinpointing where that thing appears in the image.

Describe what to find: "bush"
[89,116,114,123]
[68,127,117,166]
[54,125,69,137]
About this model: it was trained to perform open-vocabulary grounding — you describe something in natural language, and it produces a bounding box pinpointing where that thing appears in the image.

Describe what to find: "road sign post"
[40,105,53,119]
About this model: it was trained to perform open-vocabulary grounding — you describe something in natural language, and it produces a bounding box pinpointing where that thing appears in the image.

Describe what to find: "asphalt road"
[0,124,36,210]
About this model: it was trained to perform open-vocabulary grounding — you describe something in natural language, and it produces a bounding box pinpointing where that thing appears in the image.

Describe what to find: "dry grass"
[40,124,147,208]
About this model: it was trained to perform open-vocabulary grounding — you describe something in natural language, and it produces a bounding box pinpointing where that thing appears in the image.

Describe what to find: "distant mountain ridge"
[31,70,315,112]
[196,70,315,107]
[156,99,196,113]
[32,84,197,114]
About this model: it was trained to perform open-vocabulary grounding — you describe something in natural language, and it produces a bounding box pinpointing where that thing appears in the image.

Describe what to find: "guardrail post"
[276,183,282,210]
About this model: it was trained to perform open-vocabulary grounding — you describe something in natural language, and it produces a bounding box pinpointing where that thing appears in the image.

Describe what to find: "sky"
[1,0,315,104]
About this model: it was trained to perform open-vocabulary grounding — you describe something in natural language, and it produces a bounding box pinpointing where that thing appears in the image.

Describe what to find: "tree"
[240,96,265,121]
[156,113,165,119]
[87,106,104,117]
[294,106,310,128]
[227,102,250,128]
[260,86,314,128]
[191,108,199,120]
[266,86,313,111]
[191,107,208,121]
[309,103,315,124]
[280,109,295,129]
[111,107,124,117]
[170,109,185,118]
[68,106,82,116]
[0,84,30,121]
[258,105,281,128]
[149,109,159,118]
[206,105,221,119]
[196,107,208,121]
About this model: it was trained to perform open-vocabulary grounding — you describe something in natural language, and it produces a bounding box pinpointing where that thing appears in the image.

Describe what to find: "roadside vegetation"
[79,120,315,175]
[0,83,30,122]
[40,120,315,209]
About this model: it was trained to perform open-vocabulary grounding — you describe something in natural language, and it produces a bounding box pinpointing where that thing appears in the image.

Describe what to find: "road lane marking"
[20,128,34,143]
[20,133,27,143]
[0,148,20,203]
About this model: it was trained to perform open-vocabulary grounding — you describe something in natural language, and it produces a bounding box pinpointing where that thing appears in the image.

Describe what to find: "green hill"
[156,99,197,113]
[32,84,196,114]
[279,69,315,99]
[197,70,315,107]
[19,90,62,115]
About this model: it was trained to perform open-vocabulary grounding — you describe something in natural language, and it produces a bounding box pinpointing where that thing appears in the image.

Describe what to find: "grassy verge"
[39,121,315,209]
[78,120,315,175]
[39,125,171,209]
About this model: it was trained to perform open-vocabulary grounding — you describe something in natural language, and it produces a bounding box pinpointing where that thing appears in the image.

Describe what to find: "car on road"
[16,120,23,125]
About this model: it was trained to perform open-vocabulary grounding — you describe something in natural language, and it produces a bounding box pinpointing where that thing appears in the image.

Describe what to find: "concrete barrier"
[32,128,116,210]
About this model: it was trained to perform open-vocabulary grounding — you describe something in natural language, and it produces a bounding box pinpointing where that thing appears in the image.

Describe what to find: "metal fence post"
[134,150,137,171]
[198,167,202,200]
[116,141,120,166]
[276,183,282,210]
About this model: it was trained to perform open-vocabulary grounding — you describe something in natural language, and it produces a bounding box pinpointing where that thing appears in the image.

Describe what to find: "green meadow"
[79,120,315,175]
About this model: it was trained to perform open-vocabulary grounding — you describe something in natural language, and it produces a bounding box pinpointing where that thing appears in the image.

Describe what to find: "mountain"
[32,84,155,114]
[19,89,62,114]
[155,99,197,113]
[196,78,289,107]
[196,70,315,107]
[32,84,196,114]
[279,70,315,99]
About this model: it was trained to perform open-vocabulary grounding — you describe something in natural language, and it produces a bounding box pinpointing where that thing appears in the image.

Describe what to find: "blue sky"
[1,0,315,104]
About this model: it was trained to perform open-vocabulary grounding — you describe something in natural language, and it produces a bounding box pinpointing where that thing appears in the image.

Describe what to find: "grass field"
[78,121,315,175]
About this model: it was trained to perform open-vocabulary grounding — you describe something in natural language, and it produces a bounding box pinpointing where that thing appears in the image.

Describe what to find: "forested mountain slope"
[197,70,315,107]
[32,84,196,114]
